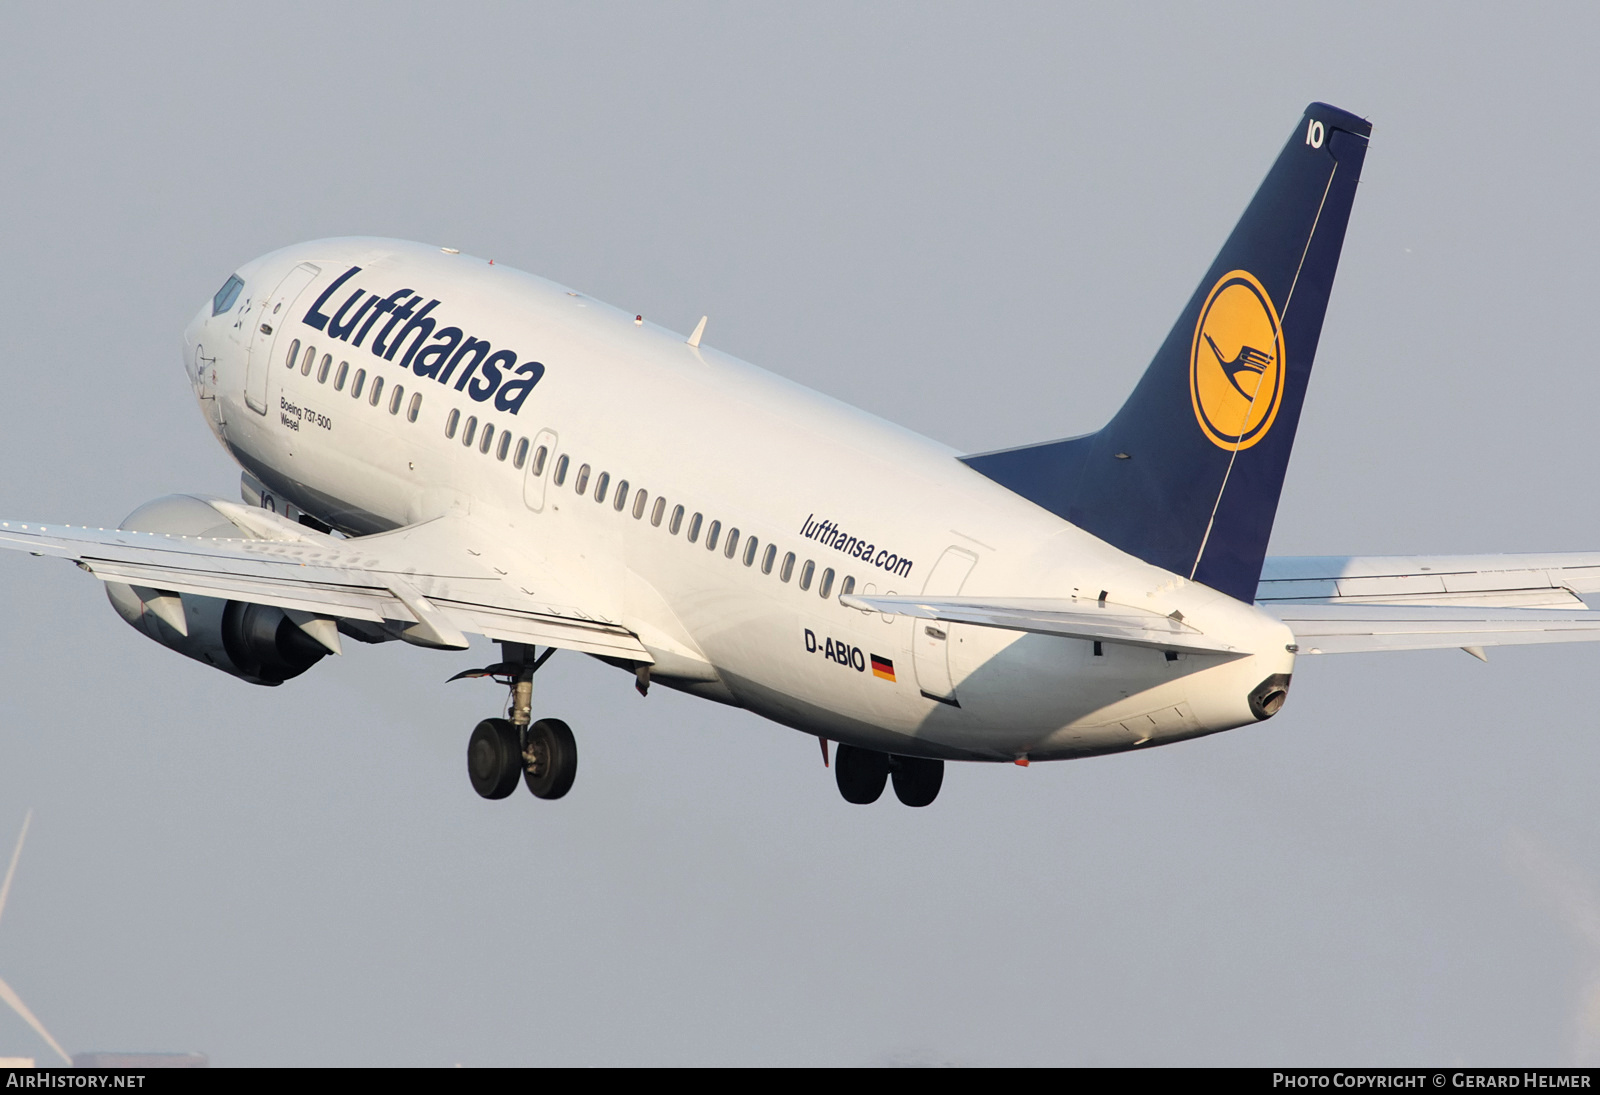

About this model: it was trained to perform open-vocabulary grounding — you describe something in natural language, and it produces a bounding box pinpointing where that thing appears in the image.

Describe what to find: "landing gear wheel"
[835,743,889,804]
[467,718,522,800]
[523,717,578,800]
[890,756,944,807]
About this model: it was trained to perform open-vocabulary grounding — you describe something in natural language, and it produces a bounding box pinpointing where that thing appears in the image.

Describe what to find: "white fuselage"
[183,238,1295,763]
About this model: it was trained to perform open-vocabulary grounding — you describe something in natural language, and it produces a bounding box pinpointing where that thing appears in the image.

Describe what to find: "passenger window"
[743,537,758,567]
[445,408,460,439]
[818,567,834,599]
[389,385,404,414]
[212,274,244,316]
[632,490,647,519]
[407,392,422,422]
[839,576,856,601]
[479,422,495,454]
[651,497,667,526]
[668,504,683,534]
[285,338,300,368]
[780,552,795,582]
[574,463,590,495]
[553,454,568,486]
[725,528,739,559]
[369,375,384,406]
[462,415,477,447]
[799,560,814,591]
[762,544,776,574]
[513,438,529,469]
[594,471,609,503]
[334,361,349,391]
[497,432,511,461]
[614,480,629,511]
[351,369,366,399]
[705,520,720,551]
[317,354,332,383]
[687,513,702,543]
[301,345,316,375]
[531,445,547,476]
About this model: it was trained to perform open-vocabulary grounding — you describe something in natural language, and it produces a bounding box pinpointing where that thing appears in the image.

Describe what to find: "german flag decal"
[871,655,896,682]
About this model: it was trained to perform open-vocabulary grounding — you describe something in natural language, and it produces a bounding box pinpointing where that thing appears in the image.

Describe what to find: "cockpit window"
[212,275,244,316]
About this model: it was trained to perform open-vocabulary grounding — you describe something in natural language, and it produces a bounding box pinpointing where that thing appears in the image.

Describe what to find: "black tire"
[835,743,889,804]
[524,717,578,800]
[467,718,522,800]
[890,755,944,807]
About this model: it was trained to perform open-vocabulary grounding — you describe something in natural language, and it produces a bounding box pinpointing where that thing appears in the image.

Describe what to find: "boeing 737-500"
[6,102,1600,808]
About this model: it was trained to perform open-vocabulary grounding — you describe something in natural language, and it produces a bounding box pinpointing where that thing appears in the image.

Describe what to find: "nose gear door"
[244,263,320,414]
[913,547,977,706]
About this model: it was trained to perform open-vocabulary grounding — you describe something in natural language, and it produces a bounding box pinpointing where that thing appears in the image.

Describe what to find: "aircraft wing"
[0,514,650,661]
[1257,553,1600,609]
[1263,603,1600,654]
[1253,553,1600,654]
[837,593,1242,655]
[842,583,1600,659]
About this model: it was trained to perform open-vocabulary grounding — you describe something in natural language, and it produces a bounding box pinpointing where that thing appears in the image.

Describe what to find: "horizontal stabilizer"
[838,593,1241,655]
[1265,603,1600,654]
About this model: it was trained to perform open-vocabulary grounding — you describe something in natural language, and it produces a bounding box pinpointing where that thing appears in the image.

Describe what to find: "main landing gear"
[833,742,944,807]
[452,643,578,801]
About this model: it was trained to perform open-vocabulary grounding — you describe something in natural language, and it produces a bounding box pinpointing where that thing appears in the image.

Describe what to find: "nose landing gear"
[451,643,578,802]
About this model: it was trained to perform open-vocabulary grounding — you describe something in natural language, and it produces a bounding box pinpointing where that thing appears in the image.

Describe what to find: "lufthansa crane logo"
[1189,270,1284,451]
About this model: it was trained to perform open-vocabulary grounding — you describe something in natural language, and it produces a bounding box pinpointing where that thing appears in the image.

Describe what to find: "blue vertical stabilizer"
[962,103,1370,602]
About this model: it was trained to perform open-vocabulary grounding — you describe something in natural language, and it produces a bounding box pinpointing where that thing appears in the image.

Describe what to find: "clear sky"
[1,1,1598,1066]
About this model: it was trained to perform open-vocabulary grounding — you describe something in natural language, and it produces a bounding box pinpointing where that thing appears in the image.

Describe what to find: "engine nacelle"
[104,495,332,686]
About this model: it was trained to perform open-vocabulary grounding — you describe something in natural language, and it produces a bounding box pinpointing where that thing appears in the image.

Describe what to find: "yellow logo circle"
[1189,270,1284,451]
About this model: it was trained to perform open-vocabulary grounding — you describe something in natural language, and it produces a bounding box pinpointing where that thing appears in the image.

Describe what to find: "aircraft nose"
[183,302,206,351]
[186,273,245,385]
[182,302,212,381]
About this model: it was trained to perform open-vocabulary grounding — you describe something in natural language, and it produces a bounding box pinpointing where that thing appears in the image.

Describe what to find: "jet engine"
[104,494,338,686]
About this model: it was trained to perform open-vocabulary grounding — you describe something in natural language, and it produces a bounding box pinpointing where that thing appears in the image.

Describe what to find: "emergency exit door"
[912,547,978,705]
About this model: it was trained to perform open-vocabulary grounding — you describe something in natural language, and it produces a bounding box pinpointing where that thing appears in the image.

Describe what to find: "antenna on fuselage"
[687,316,708,349]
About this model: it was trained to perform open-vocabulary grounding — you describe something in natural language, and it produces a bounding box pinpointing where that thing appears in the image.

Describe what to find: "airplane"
[6,101,1600,810]
[0,812,72,1068]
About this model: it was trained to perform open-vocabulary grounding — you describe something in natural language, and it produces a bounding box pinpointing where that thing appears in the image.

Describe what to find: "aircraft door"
[244,263,320,414]
[521,428,559,512]
[913,547,977,705]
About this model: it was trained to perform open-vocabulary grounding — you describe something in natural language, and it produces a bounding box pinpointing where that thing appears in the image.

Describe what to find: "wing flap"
[838,593,1241,655]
